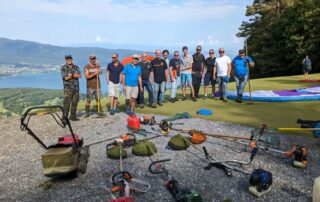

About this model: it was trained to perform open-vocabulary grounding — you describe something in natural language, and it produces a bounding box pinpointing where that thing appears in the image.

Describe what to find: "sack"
[42,146,79,177]
[191,131,206,144]
[168,134,190,150]
[106,144,128,159]
[132,141,157,156]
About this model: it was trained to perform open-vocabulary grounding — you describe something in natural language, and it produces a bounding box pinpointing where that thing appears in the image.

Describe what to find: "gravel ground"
[0,112,319,202]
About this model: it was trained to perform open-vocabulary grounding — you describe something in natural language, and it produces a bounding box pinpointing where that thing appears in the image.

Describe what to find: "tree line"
[237,0,320,78]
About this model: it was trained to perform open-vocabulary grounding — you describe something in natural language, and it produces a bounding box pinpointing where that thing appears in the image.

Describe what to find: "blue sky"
[0,0,253,52]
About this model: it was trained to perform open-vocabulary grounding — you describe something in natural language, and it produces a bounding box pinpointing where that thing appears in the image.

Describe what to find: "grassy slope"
[78,73,320,130]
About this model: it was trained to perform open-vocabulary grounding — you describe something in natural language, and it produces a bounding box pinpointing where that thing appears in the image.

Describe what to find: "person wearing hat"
[83,54,104,117]
[192,45,205,98]
[231,49,255,103]
[180,46,196,101]
[122,54,143,115]
[213,48,231,102]
[203,49,217,99]
[106,53,124,115]
[61,55,82,121]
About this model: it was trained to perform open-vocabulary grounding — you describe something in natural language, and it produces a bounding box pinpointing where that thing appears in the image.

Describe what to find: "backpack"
[303,58,312,71]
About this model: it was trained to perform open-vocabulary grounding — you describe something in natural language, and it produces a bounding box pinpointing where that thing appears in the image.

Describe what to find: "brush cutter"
[297,118,320,137]
[20,105,89,178]
[147,145,202,202]
[109,139,150,202]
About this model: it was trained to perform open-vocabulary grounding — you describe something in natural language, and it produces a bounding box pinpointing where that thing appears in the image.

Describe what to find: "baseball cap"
[132,54,139,59]
[239,49,245,54]
[65,54,72,60]
[89,54,96,59]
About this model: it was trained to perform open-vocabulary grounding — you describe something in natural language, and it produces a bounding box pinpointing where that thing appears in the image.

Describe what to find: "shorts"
[126,86,139,99]
[204,72,216,86]
[108,81,120,97]
[86,88,101,101]
[181,73,192,86]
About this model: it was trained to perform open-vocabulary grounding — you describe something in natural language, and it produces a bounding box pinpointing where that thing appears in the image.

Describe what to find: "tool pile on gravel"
[0,112,318,201]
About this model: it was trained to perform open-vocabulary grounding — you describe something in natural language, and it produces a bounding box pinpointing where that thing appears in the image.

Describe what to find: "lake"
[0,72,177,95]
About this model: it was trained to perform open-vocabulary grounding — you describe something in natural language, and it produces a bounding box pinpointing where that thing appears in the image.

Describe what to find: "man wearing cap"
[122,54,143,115]
[192,45,205,98]
[203,49,217,99]
[232,49,255,103]
[138,52,157,108]
[106,53,124,115]
[214,48,231,102]
[151,49,168,106]
[61,55,82,121]
[84,54,104,117]
[169,50,182,102]
[180,46,196,101]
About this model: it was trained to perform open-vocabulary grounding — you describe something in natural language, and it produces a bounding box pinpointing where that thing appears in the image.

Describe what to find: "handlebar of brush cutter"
[112,171,133,186]
[20,105,78,150]
[148,159,171,174]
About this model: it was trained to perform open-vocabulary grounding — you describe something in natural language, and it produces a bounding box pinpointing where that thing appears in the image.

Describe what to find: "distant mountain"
[0,38,146,67]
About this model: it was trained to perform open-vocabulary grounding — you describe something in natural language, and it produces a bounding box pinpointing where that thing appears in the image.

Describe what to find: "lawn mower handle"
[20,105,78,149]
[148,159,171,174]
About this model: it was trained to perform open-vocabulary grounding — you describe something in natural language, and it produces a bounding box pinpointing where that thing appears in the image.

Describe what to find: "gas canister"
[127,115,140,131]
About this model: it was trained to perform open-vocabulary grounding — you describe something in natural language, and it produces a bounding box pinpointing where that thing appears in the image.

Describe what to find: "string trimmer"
[108,139,150,202]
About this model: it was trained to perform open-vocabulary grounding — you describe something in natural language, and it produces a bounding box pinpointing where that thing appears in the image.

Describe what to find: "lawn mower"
[108,139,150,202]
[20,105,89,178]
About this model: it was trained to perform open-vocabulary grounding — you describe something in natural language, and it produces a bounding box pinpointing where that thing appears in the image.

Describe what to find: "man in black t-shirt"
[192,45,205,98]
[151,49,168,106]
[204,49,217,99]
[138,52,157,108]
[169,50,182,102]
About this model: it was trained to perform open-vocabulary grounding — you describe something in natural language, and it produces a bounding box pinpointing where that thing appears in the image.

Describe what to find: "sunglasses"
[209,52,214,54]
[174,54,179,56]
[90,57,96,60]
[219,51,225,53]
[197,49,201,51]
[112,57,117,58]
[133,58,139,60]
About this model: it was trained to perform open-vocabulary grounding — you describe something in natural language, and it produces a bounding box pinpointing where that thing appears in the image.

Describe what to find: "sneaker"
[174,97,180,102]
[110,109,115,115]
[151,103,157,108]
[170,98,175,103]
[114,108,121,113]
[84,113,90,118]
[127,111,135,115]
[235,98,241,103]
[98,112,106,117]
[158,102,163,106]
[182,97,187,101]
[222,98,228,102]
[203,96,208,100]
[192,97,197,102]
[140,104,145,109]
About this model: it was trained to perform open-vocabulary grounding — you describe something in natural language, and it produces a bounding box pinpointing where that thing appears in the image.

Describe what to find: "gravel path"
[0,112,318,202]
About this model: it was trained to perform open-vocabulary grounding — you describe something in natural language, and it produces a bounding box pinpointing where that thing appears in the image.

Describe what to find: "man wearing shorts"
[204,49,217,99]
[84,54,104,117]
[214,48,231,102]
[180,46,196,101]
[106,53,124,115]
[122,54,143,115]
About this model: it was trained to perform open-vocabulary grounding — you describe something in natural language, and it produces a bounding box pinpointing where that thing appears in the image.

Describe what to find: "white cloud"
[0,0,241,22]
[207,36,221,45]
[95,36,108,42]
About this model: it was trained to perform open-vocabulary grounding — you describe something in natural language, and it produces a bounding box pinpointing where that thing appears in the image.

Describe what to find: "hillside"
[0,38,145,67]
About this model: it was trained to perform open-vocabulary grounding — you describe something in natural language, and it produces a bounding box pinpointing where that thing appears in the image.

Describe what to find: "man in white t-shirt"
[213,48,231,102]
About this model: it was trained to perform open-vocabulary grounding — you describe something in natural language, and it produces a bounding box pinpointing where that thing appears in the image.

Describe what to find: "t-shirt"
[84,64,100,89]
[181,54,193,74]
[61,64,81,92]
[232,56,253,77]
[107,62,124,84]
[139,61,153,81]
[122,64,141,87]
[151,58,167,83]
[205,57,216,73]
[192,53,205,72]
[215,55,231,77]
[169,58,182,77]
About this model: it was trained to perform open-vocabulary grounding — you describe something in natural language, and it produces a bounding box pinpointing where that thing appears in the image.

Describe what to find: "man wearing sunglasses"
[61,54,82,121]
[192,45,205,98]
[204,49,217,99]
[231,49,255,103]
[122,54,143,115]
[84,54,104,118]
[214,48,231,102]
[106,53,124,115]
[169,50,182,102]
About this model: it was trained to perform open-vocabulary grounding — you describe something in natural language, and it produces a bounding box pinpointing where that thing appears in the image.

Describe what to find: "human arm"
[213,64,217,80]
[106,67,110,83]
[139,76,143,91]
[73,66,81,79]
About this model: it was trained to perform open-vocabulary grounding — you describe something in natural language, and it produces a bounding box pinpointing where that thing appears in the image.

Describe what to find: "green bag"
[132,141,157,156]
[168,134,190,150]
[106,145,128,159]
[42,146,79,177]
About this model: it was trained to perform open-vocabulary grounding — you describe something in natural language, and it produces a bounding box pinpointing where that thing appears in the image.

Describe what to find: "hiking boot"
[170,98,175,103]
[158,102,163,106]
[235,98,242,103]
[192,97,197,102]
[182,96,187,101]
[84,106,90,118]
[140,104,145,109]
[110,109,115,115]
[127,111,135,115]
[203,96,208,100]
[98,112,106,117]
[151,103,157,108]
[174,97,179,101]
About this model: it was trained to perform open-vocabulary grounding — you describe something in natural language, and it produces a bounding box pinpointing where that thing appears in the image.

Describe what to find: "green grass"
[79,73,320,131]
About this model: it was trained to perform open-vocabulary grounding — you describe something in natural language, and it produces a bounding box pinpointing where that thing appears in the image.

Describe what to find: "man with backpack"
[231,49,255,103]
[302,55,312,80]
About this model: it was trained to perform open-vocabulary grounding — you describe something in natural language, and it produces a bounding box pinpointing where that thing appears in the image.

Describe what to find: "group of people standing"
[61,46,254,120]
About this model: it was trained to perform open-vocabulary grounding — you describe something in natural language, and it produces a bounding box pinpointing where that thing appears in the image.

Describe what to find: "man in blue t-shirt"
[122,54,143,114]
[231,49,255,103]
